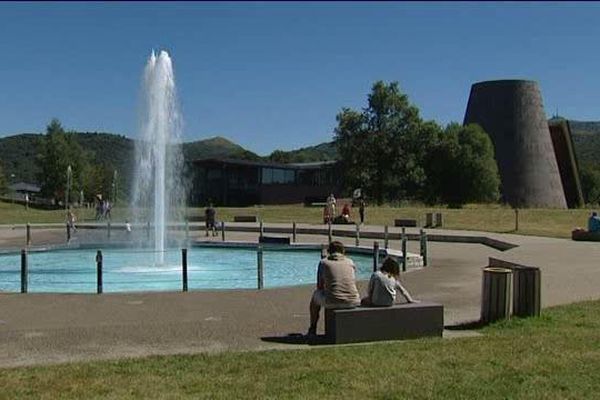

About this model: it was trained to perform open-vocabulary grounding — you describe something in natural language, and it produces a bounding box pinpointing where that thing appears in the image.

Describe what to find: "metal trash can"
[481,267,513,323]
[511,266,541,318]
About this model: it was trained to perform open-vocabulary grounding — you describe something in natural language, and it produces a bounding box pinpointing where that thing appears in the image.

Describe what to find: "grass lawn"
[0,200,593,238]
[1,300,599,399]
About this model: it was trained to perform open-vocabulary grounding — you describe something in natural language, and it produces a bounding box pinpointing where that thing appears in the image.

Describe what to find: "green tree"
[0,162,7,194]
[334,81,435,204]
[579,163,600,205]
[425,123,500,207]
[37,119,90,204]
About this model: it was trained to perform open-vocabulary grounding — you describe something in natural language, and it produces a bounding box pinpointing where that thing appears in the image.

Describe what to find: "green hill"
[569,120,600,167]
[267,141,337,163]
[183,136,261,161]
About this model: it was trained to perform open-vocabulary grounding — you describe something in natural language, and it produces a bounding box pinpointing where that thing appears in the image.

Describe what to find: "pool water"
[0,247,375,293]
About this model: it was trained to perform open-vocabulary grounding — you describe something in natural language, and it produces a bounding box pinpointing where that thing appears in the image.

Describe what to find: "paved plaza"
[1,224,599,367]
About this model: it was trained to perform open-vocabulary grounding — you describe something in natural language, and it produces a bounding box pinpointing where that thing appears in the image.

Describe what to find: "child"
[362,257,419,306]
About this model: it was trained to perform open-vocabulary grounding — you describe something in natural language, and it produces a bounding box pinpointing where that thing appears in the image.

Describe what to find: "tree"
[580,163,600,205]
[37,119,90,204]
[425,123,500,207]
[334,81,435,204]
[0,162,7,194]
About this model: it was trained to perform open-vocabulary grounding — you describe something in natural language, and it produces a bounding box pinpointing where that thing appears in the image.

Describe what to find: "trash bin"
[481,267,513,323]
[511,266,541,317]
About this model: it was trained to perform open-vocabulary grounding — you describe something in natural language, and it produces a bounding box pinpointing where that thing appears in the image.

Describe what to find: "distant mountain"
[0,133,264,185]
[564,120,600,168]
[267,141,338,163]
[569,120,600,136]
[183,136,261,162]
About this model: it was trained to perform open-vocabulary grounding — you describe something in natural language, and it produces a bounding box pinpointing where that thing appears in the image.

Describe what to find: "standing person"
[205,203,217,237]
[307,241,361,337]
[125,220,132,234]
[326,193,336,223]
[361,257,419,307]
[588,211,600,233]
[67,210,77,232]
[24,194,29,210]
[359,198,366,225]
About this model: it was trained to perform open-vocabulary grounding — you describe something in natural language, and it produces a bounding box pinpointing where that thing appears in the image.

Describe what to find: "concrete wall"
[548,119,584,208]
[464,80,567,208]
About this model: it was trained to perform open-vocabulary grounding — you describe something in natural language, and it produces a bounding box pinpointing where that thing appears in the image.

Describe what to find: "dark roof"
[8,182,41,193]
[191,158,337,170]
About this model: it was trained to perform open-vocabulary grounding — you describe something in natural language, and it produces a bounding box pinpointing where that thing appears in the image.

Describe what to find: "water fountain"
[132,50,185,264]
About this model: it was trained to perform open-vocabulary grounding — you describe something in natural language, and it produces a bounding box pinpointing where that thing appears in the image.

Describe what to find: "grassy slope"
[0,300,598,399]
[0,202,592,238]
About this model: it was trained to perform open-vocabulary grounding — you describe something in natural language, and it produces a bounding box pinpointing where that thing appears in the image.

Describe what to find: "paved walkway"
[0,225,599,367]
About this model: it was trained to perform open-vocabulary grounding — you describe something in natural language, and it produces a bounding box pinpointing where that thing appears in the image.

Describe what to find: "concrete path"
[0,225,599,368]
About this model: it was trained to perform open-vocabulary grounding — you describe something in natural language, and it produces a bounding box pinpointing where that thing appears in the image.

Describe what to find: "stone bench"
[394,219,417,227]
[259,235,290,245]
[234,215,258,223]
[325,302,443,344]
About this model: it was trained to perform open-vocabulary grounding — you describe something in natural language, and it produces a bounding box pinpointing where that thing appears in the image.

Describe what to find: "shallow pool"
[0,247,375,293]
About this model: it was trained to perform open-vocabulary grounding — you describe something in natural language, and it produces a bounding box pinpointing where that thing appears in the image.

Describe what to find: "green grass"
[0,200,593,238]
[1,300,599,399]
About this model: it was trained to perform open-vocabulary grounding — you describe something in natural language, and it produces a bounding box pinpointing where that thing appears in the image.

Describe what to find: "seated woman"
[341,203,351,223]
[362,257,419,307]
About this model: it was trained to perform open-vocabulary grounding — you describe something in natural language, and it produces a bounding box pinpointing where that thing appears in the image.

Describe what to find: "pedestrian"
[359,198,366,225]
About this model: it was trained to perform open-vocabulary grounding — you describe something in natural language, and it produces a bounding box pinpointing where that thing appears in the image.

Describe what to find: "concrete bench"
[259,235,290,245]
[325,302,443,344]
[394,219,418,227]
[234,215,258,223]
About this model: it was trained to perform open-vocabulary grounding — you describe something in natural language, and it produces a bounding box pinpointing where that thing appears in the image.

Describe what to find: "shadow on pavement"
[444,319,486,330]
[261,333,331,346]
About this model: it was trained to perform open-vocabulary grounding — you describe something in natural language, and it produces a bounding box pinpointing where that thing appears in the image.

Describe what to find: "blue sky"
[1,2,600,155]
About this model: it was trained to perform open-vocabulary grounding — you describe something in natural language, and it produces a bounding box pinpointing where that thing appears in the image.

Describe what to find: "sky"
[1,2,600,155]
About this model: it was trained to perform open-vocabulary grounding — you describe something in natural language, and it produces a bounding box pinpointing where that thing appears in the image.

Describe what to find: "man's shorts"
[311,289,359,310]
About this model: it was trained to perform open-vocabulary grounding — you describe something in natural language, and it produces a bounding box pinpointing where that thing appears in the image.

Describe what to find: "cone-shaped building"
[463,80,567,208]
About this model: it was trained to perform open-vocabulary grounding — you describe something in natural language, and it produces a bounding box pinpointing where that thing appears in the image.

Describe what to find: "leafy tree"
[579,163,600,205]
[0,162,7,194]
[37,119,90,203]
[425,123,500,207]
[334,81,436,204]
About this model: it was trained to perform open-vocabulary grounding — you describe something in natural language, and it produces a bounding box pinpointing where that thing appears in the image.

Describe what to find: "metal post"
[26,223,31,246]
[107,221,111,240]
[384,225,389,249]
[259,220,264,240]
[20,249,28,293]
[182,248,188,292]
[221,221,225,241]
[328,222,332,244]
[96,250,103,294]
[420,229,428,267]
[66,222,71,243]
[355,223,360,246]
[292,221,297,243]
[515,208,519,231]
[373,241,379,272]
[257,245,264,289]
[401,228,407,272]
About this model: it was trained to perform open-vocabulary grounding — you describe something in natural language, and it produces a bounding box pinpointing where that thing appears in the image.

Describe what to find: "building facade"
[190,158,341,206]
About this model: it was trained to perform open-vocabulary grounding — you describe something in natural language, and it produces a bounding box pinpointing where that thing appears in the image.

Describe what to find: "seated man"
[307,241,361,337]
[588,211,600,233]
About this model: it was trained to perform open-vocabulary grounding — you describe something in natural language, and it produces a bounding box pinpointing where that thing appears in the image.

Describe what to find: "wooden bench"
[234,215,258,223]
[394,219,417,227]
[259,235,291,245]
[325,302,443,344]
